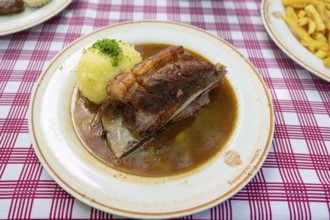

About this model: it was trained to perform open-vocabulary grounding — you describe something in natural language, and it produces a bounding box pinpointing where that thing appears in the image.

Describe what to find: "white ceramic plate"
[0,0,72,36]
[29,21,274,219]
[261,0,330,82]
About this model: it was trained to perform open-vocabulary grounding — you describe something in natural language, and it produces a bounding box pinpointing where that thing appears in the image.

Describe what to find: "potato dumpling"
[77,39,142,104]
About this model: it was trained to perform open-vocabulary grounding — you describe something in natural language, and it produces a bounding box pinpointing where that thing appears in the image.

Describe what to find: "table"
[1,0,329,219]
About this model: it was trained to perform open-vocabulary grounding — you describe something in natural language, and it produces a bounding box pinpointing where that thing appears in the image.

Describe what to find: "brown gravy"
[72,44,238,177]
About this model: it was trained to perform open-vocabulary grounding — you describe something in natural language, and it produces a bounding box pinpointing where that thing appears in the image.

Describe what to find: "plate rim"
[28,20,274,218]
[0,0,72,36]
[260,0,330,82]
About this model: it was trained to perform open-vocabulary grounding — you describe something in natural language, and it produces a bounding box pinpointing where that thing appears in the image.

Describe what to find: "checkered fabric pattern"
[1,0,330,219]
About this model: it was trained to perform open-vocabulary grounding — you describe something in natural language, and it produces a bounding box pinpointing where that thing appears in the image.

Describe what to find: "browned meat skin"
[107,46,187,105]
[0,0,24,15]
[132,46,184,77]
[107,72,135,103]
[106,46,227,138]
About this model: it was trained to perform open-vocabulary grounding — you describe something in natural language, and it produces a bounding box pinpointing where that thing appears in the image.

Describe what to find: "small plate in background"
[261,0,330,82]
[0,0,72,36]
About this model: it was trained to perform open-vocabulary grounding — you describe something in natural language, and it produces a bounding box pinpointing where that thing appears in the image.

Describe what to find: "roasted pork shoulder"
[99,45,227,158]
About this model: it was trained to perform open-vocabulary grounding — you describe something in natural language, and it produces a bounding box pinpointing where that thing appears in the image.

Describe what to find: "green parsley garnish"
[90,39,122,67]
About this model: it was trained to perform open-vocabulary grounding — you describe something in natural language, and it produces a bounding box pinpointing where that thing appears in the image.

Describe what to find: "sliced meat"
[0,0,24,15]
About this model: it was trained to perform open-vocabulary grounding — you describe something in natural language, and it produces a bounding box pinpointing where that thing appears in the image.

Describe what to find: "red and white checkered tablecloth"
[1,0,330,219]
